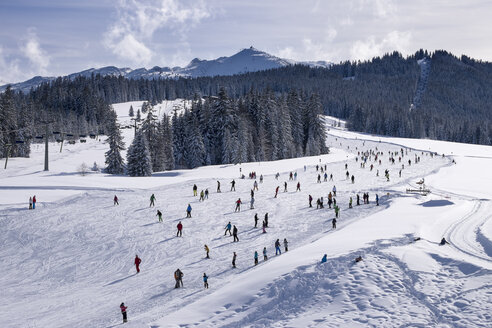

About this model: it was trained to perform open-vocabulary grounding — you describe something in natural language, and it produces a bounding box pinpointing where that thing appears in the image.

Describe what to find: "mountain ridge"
[1,47,331,93]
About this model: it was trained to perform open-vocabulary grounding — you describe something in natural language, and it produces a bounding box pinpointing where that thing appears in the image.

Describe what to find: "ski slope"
[1,101,491,328]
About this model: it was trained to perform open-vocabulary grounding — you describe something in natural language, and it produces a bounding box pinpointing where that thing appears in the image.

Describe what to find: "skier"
[356,194,360,206]
[134,255,141,273]
[274,186,279,198]
[440,237,449,245]
[186,204,192,218]
[230,179,236,191]
[150,194,156,207]
[204,244,210,258]
[217,181,221,193]
[334,205,340,218]
[264,213,269,227]
[317,174,321,183]
[193,184,198,196]
[332,218,337,229]
[232,252,237,268]
[329,173,333,181]
[250,197,255,209]
[309,194,313,207]
[346,171,349,179]
[349,197,353,209]
[233,225,239,242]
[263,247,268,261]
[253,180,258,191]
[205,189,209,199]
[262,220,267,233]
[332,186,337,197]
[174,269,183,288]
[284,238,288,252]
[284,181,288,192]
[376,194,379,206]
[324,172,328,182]
[199,190,205,201]
[275,239,281,255]
[355,256,363,263]
[29,197,33,210]
[113,195,119,206]
[321,254,327,263]
[351,175,355,184]
[32,195,36,209]
[235,198,242,212]
[176,221,183,237]
[203,273,209,288]
[260,175,263,183]
[251,189,255,198]
[120,303,128,323]
[254,213,259,227]
[327,197,333,209]
[294,172,297,180]
[296,182,301,191]
[254,251,259,265]
[224,222,232,236]
[156,210,163,222]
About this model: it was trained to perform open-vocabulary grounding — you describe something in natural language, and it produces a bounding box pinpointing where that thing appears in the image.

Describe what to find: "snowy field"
[1,101,491,328]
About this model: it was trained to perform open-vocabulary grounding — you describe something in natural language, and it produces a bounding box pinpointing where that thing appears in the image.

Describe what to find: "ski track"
[2,117,492,327]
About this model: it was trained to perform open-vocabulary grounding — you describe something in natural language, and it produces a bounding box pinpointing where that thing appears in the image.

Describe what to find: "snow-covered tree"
[184,110,207,168]
[160,114,175,170]
[128,105,134,117]
[126,130,152,176]
[104,110,125,174]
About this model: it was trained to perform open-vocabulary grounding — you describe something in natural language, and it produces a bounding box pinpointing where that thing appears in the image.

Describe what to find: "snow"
[1,106,491,328]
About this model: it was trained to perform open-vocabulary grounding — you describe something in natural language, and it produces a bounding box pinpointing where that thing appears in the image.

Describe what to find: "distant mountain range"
[1,47,331,93]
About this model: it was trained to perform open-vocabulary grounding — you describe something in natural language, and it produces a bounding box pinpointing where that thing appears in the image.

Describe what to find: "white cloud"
[0,46,23,85]
[104,0,211,66]
[350,30,411,61]
[276,27,338,62]
[22,29,50,75]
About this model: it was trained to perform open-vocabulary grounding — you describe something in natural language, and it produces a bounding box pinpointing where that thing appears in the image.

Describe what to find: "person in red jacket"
[120,302,128,323]
[177,221,183,237]
[134,255,141,273]
[32,195,37,209]
[114,195,119,205]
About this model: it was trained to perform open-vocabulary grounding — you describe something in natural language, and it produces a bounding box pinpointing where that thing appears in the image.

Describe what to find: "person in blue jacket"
[321,254,327,263]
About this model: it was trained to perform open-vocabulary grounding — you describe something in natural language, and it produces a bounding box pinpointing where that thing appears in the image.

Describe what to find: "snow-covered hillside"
[0,47,331,93]
[1,102,491,327]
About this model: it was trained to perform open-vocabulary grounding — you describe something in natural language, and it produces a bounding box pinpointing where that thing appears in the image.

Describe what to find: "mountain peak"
[1,47,332,92]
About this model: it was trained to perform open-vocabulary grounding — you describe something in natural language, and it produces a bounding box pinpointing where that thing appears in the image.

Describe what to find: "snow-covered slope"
[1,104,491,327]
[0,47,331,93]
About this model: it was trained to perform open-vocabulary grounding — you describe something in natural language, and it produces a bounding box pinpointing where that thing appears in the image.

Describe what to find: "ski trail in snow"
[444,201,492,265]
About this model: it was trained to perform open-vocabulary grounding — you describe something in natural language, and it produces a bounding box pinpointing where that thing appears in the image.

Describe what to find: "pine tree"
[160,114,175,170]
[126,130,152,176]
[129,105,134,117]
[184,109,207,168]
[136,109,141,122]
[104,110,125,174]
[141,104,160,171]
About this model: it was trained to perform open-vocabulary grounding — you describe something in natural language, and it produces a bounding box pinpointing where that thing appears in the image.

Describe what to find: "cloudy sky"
[0,0,491,84]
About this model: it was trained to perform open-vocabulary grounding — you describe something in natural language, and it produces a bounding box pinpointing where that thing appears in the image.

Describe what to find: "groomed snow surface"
[1,101,491,328]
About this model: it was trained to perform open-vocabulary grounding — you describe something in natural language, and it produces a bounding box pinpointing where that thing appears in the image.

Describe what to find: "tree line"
[108,87,328,175]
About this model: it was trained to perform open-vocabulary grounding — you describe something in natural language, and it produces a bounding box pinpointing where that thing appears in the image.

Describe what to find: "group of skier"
[117,143,440,323]
[28,195,37,209]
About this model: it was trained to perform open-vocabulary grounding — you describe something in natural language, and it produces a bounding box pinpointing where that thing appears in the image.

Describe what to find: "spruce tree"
[129,105,134,117]
[126,130,152,176]
[160,114,175,170]
[104,110,125,174]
